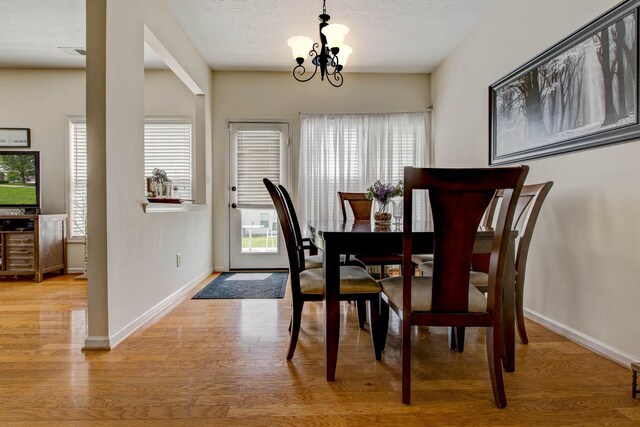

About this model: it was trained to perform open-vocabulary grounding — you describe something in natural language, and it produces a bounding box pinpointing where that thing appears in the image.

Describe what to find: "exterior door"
[228,122,289,269]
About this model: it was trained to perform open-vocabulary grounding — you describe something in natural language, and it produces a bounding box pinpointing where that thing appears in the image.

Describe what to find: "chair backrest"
[277,184,307,270]
[473,182,553,275]
[263,179,304,300]
[402,166,528,315]
[338,192,372,221]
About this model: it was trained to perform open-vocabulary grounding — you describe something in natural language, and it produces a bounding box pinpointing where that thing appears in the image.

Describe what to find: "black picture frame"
[0,128,30,148]
[489,0,640,165]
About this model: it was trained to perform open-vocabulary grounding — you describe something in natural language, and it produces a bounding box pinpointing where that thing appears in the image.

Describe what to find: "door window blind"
[236,129,281,206]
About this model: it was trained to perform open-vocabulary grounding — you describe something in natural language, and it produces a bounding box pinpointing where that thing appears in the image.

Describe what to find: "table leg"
[323,241,341,381]
[501,239,516,372]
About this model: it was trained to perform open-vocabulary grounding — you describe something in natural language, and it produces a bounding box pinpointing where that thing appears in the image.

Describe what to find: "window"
[144,121,192,201]
[69,119,193,238]
[69,119,87,239]
[298,112,430,226]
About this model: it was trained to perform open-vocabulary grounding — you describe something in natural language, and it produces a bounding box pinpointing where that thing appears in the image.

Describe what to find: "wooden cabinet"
[0,215,67,282]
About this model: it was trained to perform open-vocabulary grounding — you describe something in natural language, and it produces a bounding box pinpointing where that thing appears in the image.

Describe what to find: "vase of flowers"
[150,168,172,197]
[365,180,403,225]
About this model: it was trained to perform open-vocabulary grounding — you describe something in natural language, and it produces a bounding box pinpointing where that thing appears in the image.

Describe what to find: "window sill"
[142,202,207,213]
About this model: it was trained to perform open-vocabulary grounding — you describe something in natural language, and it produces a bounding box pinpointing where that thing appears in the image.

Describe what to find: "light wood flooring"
[0,274,638,425]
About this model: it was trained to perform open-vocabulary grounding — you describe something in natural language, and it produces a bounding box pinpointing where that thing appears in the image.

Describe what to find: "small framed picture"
[0,128,31,148]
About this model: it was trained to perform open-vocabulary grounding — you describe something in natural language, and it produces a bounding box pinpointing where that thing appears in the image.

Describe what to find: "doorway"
[228,122,289,269]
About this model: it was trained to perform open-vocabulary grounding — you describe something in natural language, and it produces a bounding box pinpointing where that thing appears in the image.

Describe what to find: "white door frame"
[227,120,291,270]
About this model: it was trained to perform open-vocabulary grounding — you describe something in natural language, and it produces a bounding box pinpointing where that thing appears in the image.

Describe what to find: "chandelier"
[287,0,352,87]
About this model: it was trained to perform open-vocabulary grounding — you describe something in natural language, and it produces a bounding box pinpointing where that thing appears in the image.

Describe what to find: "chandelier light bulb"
[321,24,349,48]
[287,36,313,60]
[337,45,352,67]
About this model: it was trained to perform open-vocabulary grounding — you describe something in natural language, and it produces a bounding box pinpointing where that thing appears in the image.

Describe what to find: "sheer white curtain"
[298,112,430,228]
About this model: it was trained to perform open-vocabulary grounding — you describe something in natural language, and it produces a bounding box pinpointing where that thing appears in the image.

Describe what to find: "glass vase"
[373,200,392,225]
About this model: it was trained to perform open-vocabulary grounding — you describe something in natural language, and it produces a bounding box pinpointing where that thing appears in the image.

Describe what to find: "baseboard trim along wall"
[525,308,637,369]
[83,268,214,351]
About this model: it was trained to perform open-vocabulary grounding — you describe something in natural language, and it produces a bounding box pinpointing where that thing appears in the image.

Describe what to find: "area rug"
[192,271,288,300]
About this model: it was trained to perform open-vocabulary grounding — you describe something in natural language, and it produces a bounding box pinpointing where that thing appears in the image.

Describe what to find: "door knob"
[231,186,237,191]
[231,203,237,209]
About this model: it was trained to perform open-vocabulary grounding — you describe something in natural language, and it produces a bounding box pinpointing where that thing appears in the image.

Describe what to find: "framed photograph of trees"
[0,128,30,148]
[489,0,639,165]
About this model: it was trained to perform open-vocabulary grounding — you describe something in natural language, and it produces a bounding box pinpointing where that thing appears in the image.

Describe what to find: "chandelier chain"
[323,0,326,15]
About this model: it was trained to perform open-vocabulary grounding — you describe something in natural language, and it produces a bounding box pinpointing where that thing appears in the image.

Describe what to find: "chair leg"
[449,327,466,353]
[287,301,304,360]
[515,277,529,344]
[367,297,382,361]
[401,314,412,405]
[486,326,507,408]
[356,300,367,329]
[379,296,390,353]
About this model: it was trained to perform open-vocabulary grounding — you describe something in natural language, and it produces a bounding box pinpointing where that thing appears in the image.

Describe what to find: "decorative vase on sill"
[365,179,403,225]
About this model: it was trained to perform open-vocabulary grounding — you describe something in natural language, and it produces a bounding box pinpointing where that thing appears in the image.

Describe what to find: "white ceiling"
[0,0,498,73]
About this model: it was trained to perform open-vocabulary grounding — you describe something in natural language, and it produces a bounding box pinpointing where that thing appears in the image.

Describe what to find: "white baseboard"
[67,268,84,274]
[213,266,225,272]
[83,268,213,351]
[525,308,637,368]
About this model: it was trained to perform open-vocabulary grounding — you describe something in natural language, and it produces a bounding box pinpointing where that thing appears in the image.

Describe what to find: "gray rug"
[192,272,288,299]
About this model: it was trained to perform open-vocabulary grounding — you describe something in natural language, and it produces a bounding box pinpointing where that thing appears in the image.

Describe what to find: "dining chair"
[377,165,528,406]
[264,179,383,361]
[417,181,553,345]
[337,191,403,279]
[278,185,372,330]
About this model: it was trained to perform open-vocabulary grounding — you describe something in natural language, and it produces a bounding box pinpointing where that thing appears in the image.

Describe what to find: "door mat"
[192,271,288,299]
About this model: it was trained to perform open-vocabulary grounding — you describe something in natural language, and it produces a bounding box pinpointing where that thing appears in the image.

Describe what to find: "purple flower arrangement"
[365,180,403,212]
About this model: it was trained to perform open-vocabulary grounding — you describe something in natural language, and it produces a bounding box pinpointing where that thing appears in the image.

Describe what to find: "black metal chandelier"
[287,0,352,87]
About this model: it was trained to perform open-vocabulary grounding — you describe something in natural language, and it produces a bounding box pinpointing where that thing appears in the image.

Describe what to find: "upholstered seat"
[301,266,381,295]
[304,254,365,270]
[381,276,487,312]
[411,253,433,265]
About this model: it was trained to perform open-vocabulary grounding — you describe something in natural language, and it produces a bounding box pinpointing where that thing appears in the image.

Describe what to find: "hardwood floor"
[0,274,638,425]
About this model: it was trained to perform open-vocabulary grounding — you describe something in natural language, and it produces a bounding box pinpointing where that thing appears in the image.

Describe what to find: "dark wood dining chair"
[337,191,403,279]
[417,181,553,345]
[378,165,528,406]
[263,179,382,361]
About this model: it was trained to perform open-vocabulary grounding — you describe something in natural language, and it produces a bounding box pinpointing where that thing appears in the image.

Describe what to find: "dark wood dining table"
[307,219,517,381]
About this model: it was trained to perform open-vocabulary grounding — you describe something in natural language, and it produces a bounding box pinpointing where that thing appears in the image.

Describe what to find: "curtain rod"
[298,110,430,116]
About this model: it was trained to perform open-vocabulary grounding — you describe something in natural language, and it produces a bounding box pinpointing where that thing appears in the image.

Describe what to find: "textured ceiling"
[0,0,498,73]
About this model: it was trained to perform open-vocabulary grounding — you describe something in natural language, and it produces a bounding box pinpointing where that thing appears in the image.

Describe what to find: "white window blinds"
[69,120,193,238]
[236,129,281,206]
[144,122,192,201]
[69,120,87,238]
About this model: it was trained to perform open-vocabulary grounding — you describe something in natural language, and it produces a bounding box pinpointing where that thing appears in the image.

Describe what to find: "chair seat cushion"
[411,254,433,265]
[305,254,366,269]
[417,261,433,276]
[469,270,489,291]
[300,266,381,295]
[380,276,487,312]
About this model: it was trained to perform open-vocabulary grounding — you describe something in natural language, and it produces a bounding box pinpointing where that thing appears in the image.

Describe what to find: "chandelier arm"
[326,70,344,87]
[293,44,320,82]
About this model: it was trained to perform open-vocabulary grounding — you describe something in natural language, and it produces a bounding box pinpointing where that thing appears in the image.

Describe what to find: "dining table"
[307,219,517,381]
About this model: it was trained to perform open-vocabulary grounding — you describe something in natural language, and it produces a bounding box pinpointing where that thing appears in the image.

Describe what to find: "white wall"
[0,69,198,271]
[211,71,431,270]
[431,0,639,364]
[85,0,213,348]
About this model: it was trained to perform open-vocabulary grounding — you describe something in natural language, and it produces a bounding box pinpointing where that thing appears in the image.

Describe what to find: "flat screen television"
[0,151,40,210]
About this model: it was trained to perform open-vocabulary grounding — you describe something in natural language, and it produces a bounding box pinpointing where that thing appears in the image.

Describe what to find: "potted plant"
[365,179,403,224]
